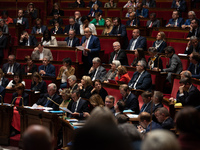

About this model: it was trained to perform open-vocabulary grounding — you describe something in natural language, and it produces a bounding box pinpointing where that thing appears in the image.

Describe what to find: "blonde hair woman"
[152,31,167,53]
[78,76,93,99]
[102,18,113,36]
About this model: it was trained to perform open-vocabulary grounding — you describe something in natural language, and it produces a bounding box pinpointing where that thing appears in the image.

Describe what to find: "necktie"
[74,102,78,112]
[140,104,146,112]
[130,20,133,26]
[44,98,51,107]
[83,39,88,56]
[68,39,71,46]
[149,22,153,27]
[114,53,118,60]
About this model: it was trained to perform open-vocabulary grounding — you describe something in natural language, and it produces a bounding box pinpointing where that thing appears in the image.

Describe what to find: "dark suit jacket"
[171,0,187,12]
[142,0,156,7]
[70,98,89,118]
[126,18,140,26]
[176,85,200,107]
[127,36,147,51]
[0,77,9,88]
[19,35,37,46]
[146,19,160,28]
[162,117,174,130]
[64,36,80,47]
[31,80,47,94]
[2,62,21,74]
[0,35,7,57]
[88,8,103,16]
[188,63,200,79]
[136,8,149,18]
[13,17,29,29]
[80,85,93,99]
[102,69,117,81]
[140,101,153,114]
[63,23,80,35]
[31,25,47,34]
[109,49,129,66]
[50,27,63,34]
[0,85,5,103]
[36,93,62,110]
[92,87,108,102]
[153,41,167,53]
[11,92,29,106]
[109,24,128,49]
[38,63,56,77]
[88,0,102,7]
[166,17,184,27]
[146,121,162,132]
[21,63,37,75]
[153,102,163,112]
[49,18,63,26]
[49,9,64,16]
[148,55,163,70]
[184,42,200,55]
[128,70,152,91]
[123,93,139,114]
[89,66,106,81]
[187,27,200,39]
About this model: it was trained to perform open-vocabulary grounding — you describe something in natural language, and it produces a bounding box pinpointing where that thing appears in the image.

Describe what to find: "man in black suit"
[187,52,200,79]
[109,17,129,49]
[109,41,128,66]
[152,91,163,112]
[126,12,139,27]
[70,90,89,119]
[2,55,21,75]
[128,60,152,91]
[185,36,200,55]
[31,18,47,34]
[139,91,153,114]
[19,30,37,46]
[119,84,139,113]
[64,17,80,35]
[49,12,63,26]
[187,18,200,39]
[0,28,7,63]
[13,9,29,29]
[146,13,160,28]
[88,57,106,81]
[87,0,102,8]
[64,29,80,47]
[36,83,62,110]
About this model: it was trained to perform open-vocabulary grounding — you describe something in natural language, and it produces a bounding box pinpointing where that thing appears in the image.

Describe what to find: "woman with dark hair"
[31,72,47,95]
[50,20,63,34]
[0,10,13,24]
[57,58,75,88]
[80,16,97,35]
[131,48,146,67]
[41,29,58,46]
[6,73,25,89]
[49,3,64,16]
[88,4,103,17]
[22,55,37,75]
[25,3,37,20]
[74,0,85,7]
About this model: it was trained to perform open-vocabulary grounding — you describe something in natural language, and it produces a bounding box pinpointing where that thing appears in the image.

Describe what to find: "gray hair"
[105,95,115,103]
[92,57,101,63]
[48,83,57,91]
[69,29,75,33]
[190,36,198,41]
[68,75,77,81]
[113,41,120,46]
[85,27,92,33]
[44,56,50,61]
[112,60,121,68]
[188,11,196,16]
[138,60,147,68]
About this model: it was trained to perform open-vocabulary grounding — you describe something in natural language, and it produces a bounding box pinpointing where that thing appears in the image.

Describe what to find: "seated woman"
[73,0,85,8]
[88,4,103,17]
[57,58,75,89]
[125,7,135,17]
[103,60,121,82]
[49,3,64,16]
[0,68,9,88]
[41,29,58,46]
[80,16,97,35]
[50,20,63,35]
[115,65,130,84]
[91,79,108,102]
[131,48,146,67]
[104,0,117,8]
[78,76,93,99]
[59,89,73,110]
[31,72,47,95]
[6,73,25,90]
[152,31,167,53]
[25,3,37,20]
[90,12,105,26]
[22,56,37,75]
[148,47,163,70]
[123,0,136,8]
[11,83,29,106]
[0,10,13,25]
[68,75,78,93]
[102,18,113,36]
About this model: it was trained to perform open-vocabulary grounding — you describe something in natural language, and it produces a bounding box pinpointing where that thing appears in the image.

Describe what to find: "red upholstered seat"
[181,59,189,71]
[51,50,57,61]
[127,70,134,78]
[118,2,127,7]
[56,50,82,62]
[161,57,169,69]
[126,53,135,66]
[96,28,103,35]
[127,29,133,40]
[197,85,200,91]
[171,78,180,98]
[23,79,32,89]
[140,20,147,27]
[169,42,187,54]
[151,31,159,38]
[106,9,121,17]
[157,2,172,8]
[103,87,122,105]
[4,93,13,104]
[147,40,154,49]
[168,32,185,39]
[16,49,33,60]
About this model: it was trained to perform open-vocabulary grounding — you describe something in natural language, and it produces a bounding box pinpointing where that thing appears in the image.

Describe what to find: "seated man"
[64,29,80,47]
[146,13,160,28]
[114,99,125,116]
[74,11,82,25]
[64,16,80,35]
[162,46,182,82]
[126,12,140,27]
[155,107,174,130]
[88,57,106,81]
[49,12,63,26]
[31,42,53,61]
[128,60,152,91]
[19,30,37,46]
[136,3,149,18]
[187,18,200,39]
[176,78,200,107]
[38,56,56,77]
[13,9,29,29]
[171,0,186,13]
[127,29,147,51]
[166,10,184,27]
[109,41,128,66]
[180,70,192,79]
[119,84,139,113]
[87,0,102,8]
[182,11,198,29]
[185,36,200,55]
[140,91,153,114]
[31,18,47,34]
[68,75,78,93]
[105,95,115,114]
[70,90,89,119]
[0,19,8,33]
[36,83,62,110]
[187,52,200,79]
[109,17,129,49]
[2,55,21,75]
[152,91,163,112]
[142,0,156,8]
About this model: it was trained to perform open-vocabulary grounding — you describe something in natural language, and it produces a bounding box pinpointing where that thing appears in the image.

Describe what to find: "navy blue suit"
[0,85,5,103]
[128,70,152,91]
[146,121,162,132]
[50,27,63,34]
[166,17,184,27]
[64,37,80,47]
[38,63,56,77]
[13,17,29,29]
[126,19,140,26]
[63,23,80,35]
[127,36,147,51]
[123,93,139,114]
[187,27,200,39]
[184,42,200,55]
[140,101,153,114]
[171,0,187,12]
[2,62,21,74]
[11,92,29,106]
[88,8,103,16]
[153,41,167,53]
[136,8,149,18]
[188,63,200,79]
[161,117,174,130]
[0,77,9,88]
[31,25,47,34]
[109,24,129,49]
[19,35,37,47]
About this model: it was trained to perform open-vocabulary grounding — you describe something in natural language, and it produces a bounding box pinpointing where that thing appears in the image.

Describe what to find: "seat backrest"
[103,87,122,105]
[171,78,180,98]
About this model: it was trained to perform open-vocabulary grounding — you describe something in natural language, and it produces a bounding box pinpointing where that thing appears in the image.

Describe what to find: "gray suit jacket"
[31,48,53,61]
[146,19,160,27]
[102,69,117,81]
[89,66,107,82]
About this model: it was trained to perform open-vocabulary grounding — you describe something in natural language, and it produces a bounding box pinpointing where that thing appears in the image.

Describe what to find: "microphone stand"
[11,97,24,107]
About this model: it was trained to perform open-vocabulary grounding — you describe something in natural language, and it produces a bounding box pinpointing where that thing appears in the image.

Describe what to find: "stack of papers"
[126,114,139,118]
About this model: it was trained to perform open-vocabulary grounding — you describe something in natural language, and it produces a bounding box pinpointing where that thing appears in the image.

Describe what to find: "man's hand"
[179,85,184,94]
[72,112,80,116]
[34,47,39,52]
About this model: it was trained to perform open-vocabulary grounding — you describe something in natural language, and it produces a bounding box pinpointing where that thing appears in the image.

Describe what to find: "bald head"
[23,125,53,150]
